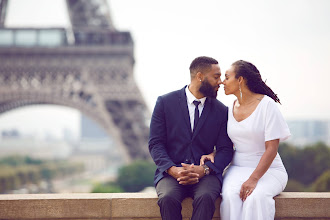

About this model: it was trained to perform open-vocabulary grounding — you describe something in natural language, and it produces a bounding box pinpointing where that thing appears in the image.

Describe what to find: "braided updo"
[232,60,281,104]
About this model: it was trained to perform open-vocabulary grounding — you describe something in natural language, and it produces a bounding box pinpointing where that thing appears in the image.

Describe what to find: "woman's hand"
[200,152,215,165]
[239,177,258,201]
[239,139,279,201]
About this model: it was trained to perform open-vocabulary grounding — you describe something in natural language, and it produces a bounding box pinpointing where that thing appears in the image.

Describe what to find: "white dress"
[220,96,291,220]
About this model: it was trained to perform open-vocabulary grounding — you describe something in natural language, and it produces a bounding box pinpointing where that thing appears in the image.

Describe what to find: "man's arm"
[205,114,234,179]
[149,96,176,174]
[149,96,200,185]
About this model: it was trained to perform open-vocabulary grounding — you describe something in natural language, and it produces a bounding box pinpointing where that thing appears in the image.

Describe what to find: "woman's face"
[223,65,239,95]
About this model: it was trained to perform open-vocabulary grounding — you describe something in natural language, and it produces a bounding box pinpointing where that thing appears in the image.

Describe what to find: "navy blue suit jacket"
[149,86,234,185]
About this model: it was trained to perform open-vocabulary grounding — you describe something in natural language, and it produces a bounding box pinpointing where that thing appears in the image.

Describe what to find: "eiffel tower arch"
[0,0,150,161]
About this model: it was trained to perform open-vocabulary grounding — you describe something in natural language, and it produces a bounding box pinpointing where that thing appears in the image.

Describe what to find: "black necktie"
[193,100,201,132]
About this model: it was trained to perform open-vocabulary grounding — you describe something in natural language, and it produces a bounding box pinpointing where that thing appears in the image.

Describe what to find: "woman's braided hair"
[232,60,281,104]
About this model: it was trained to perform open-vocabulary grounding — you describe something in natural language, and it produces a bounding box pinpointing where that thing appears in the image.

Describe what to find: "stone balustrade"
[0,192,329,219]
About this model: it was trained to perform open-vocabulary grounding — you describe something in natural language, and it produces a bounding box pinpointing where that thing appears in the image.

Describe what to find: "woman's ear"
[238,76,244,84]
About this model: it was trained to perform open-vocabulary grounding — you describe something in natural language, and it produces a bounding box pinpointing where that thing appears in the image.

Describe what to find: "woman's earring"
[239,85,242,100]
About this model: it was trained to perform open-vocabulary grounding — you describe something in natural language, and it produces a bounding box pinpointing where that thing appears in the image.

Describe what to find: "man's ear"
[196,72,203,82]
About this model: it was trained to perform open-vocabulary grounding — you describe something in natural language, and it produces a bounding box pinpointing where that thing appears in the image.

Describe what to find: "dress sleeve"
[264,100,291,142]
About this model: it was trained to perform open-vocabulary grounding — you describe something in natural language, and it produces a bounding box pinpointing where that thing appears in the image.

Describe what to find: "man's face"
[199,64,222,98]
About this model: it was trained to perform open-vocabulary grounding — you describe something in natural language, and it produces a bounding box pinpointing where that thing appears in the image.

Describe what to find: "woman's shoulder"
[261,95,274,103]
[260,95,276,107]
[261,95,278,108]
[260,95,285,119]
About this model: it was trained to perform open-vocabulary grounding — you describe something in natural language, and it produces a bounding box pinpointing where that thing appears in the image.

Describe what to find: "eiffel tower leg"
[0,0,8,27]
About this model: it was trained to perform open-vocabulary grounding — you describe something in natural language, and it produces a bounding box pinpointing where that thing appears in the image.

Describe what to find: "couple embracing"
[148,56,290,220]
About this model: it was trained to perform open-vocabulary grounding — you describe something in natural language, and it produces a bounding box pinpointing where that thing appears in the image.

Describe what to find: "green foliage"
[40,164,57,180]
[279,142,330,186]
[0,155,84,193]
[116,160,156,192]
[91,182,123,193]
[310,170,330,192]
[0,169,20,191]
[284,179,308,192]
[0,155,43,166]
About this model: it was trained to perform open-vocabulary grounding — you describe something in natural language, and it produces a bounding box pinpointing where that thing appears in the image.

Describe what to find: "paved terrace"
[0,192,329,219]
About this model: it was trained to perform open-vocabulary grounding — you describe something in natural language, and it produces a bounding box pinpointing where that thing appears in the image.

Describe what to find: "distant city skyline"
[1,0,330,139]
[286,120,330,146]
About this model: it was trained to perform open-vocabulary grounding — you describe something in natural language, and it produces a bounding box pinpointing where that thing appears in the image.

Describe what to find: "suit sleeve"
[148,96,176,174]
[205,107,233,180]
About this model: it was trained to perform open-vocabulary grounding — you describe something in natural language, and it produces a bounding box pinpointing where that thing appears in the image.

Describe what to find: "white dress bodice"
[227,96,290,171]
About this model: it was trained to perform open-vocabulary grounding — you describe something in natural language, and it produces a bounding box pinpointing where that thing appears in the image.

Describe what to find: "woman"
[201,60,290,220]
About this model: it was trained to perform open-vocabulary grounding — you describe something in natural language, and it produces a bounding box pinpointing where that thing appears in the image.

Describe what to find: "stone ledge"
[0,192,329,219]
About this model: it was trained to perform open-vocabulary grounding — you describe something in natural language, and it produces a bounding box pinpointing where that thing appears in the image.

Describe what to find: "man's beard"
[199,78,218,98]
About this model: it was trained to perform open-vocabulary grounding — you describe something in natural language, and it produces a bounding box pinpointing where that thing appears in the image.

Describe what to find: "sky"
[1,0,330,139]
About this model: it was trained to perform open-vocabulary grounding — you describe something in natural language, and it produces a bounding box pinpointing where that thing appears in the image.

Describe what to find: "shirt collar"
[185,85,206,106]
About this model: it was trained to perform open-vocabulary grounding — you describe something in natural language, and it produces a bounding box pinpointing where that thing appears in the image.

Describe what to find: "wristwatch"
[202,164,210,175]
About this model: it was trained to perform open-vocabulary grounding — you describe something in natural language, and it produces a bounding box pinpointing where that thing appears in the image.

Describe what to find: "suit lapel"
[179,86,193,136]
[192,98,212,140]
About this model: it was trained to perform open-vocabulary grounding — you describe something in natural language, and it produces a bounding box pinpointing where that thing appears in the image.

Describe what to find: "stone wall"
[0,192,329,219]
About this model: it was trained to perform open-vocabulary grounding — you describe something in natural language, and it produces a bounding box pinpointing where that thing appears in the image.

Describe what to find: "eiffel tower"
[0,0,150,161]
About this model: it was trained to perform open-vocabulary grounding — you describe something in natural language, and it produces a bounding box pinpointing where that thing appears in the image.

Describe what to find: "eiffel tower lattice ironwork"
[0,0,150,161]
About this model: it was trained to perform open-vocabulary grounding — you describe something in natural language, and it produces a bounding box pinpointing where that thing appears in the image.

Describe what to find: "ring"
[246,190,249,193]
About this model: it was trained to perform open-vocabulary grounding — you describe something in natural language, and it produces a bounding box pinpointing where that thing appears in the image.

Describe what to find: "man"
[149,56,234,220]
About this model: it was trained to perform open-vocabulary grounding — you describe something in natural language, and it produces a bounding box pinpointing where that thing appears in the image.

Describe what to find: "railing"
[0,28,68,47]
[0,28,133,47]
[0,192,329,219]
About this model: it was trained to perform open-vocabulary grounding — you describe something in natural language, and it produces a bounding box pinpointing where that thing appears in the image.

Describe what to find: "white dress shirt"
[185,86,206,131]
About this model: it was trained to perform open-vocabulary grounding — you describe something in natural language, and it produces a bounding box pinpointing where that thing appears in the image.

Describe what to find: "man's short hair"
[189,56,218,78]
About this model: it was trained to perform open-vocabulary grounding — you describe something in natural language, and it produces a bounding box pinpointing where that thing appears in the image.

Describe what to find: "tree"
[116,160,156,192]
[284,179,307,192]
[91,183,123,193]
[279,142,330,186]
[310,170,330,192]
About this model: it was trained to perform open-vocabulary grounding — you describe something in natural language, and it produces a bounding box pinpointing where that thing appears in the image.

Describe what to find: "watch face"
[203,165,210,175]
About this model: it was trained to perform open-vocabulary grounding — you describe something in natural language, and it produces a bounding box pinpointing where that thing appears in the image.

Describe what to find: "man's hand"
[176,163,205,185]
[168,164,199,185]
[167,166,198,183]
[167,166,186,180]
[177,164,199,185]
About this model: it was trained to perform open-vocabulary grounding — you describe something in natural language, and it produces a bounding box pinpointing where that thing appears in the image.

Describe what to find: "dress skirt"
[220,165,288,220]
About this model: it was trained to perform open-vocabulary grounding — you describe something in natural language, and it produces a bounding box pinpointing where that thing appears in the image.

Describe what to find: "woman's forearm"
[249,139,279,181]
